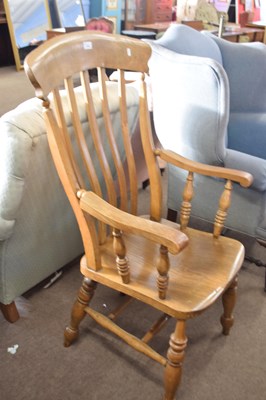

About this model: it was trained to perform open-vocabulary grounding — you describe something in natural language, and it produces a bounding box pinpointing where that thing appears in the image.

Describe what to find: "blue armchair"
[147,24,266,288]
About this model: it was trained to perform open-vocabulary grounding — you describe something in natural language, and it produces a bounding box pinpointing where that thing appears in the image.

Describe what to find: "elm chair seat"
[147,24,266,289]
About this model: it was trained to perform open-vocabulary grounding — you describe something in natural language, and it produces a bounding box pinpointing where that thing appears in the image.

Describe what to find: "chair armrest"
[78,190,188,255]
[156,149,253,188]
[225,149,266,191]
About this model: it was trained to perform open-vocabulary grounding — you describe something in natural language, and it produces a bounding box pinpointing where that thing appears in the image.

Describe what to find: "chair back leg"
[164,320,187,400]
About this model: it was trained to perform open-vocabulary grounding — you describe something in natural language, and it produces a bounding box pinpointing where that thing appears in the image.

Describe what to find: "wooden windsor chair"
[24,31,253,400]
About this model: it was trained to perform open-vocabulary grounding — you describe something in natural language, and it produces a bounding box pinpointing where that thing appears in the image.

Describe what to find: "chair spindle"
[112,228,130,284]
[180,171,194,230]
[214,179,232,238]
[156,245,170,299]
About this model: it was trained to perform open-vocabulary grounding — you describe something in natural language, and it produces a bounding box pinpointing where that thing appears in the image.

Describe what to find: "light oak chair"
[24,31,252,399]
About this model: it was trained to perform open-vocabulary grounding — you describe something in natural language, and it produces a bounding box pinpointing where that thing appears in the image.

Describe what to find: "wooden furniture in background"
[125,0,173,30]
[145,0,173,23]
[3,0,52,71]
[46,26,83,40]
[246,20,266,44]
[134,21,173,33]
[0,0,14,66]
[134,21,264,42]
[221,26,264,42]
[25,31,252,399]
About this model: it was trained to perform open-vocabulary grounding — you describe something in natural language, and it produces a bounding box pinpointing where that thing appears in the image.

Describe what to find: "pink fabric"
[85,19,113,33]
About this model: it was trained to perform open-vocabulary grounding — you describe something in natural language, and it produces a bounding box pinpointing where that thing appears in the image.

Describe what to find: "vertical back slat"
[118,69,138,215]
[81,69,117,207]
[64,75,108,243]
[44,108,101,271]
[64,77,103,197]
[52,87,85,189]
[139,74,163,222]
[98,67,128,212]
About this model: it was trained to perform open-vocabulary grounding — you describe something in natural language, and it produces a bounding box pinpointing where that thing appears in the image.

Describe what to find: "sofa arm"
[228,112,266,160]
[225,149,266,191]
[0,98,45,240]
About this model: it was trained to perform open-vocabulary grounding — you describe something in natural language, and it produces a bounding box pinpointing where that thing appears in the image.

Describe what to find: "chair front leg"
[163,319,187,400]
[220,275,238,335]
[64,278,97,347]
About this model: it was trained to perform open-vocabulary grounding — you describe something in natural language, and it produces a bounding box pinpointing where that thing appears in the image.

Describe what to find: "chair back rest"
[24,32,163,271]
[147,40,229,165]
[156,24,223,65]
[204,33,266,113]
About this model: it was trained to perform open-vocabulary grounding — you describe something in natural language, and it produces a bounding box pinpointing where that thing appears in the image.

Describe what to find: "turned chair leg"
[0,301,20,323]
[220,276,238,335]
[64,278,97,347]
[163,319,187,400]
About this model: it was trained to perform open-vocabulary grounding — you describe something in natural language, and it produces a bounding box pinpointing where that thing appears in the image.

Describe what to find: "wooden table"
[221,27,264,43]
[46,27,84,40]
[121,30,157,39]
[134,22,264,43]
[134,22,173,34]
[246,21,266,44]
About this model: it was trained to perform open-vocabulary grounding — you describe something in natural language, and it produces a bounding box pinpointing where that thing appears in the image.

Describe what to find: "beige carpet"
[0,66,35,116]
[0,257,265,400]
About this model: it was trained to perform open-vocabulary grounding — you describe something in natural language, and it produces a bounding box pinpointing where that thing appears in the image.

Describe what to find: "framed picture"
[107,0,118,9]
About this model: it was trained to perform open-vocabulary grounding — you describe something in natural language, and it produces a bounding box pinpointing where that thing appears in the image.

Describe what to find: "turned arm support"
[156,149,253,187]
[78,190,188,255]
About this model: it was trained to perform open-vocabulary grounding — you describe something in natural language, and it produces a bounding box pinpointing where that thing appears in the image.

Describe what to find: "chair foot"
[64,278,97,347]
[0,301,20,323]
[220,276,238,335]
[163,320,187,400]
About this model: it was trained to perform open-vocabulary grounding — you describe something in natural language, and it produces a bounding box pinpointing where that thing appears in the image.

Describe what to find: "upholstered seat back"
[156,24,223,64]
[147,40,229,166]
[204,34,266,159]
[147,24,266,241]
